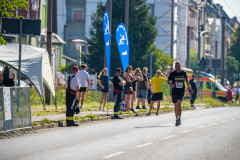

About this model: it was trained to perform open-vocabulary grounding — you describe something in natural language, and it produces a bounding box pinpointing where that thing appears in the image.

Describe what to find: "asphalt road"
[1,107,240,160]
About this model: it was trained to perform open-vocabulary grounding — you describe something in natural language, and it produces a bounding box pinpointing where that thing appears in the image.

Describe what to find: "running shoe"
[156,112,159,116]
[179,119,182,125]
[146,112,151,116]
[112,115,123,119]
[136,106,141,109]
[142,106,146,109]
[175,120,179,126]
[130,108,136,113]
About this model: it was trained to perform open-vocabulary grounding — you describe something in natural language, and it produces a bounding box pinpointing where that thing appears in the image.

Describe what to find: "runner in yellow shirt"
[146,70,167,116]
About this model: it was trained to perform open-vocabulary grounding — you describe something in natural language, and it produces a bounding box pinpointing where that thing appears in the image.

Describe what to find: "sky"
[213,0,240,20]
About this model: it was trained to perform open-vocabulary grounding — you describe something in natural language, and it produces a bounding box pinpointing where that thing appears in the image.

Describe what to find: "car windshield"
[215,80,225,91]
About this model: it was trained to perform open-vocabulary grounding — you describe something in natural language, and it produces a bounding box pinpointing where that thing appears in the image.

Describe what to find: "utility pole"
[186,26,190,68]
[197,7,201,62]
[125,0,129,31]
[46,0,53,106]
[221,16,225,86]
[170,0,174,71]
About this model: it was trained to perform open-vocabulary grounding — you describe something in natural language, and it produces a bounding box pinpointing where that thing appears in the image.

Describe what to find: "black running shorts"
[172,93,185,103]
[151,92,163,101]
[79,87,87,92]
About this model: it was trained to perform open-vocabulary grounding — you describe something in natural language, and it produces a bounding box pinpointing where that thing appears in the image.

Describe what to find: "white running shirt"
[77,70,89,87]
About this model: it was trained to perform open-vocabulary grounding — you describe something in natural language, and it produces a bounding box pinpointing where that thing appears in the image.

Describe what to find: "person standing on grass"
[123,65,135,112]
[66,66,80,126]
[136,68,148,110]
[168,61,191,126]
[146,70,167,116]
[99,68,109,111]
[77,64,89,109]
[189,75,197,108]
[112,68,126,119]
[130,68,143,113]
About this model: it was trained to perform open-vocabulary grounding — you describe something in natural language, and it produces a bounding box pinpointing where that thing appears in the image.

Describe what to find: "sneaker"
[99,106,101,111]
[130,108,136,113]
[80,105,83,109]
[102,107,105,111]
[112,115,123,119]
[146,112,151,116]
[175,120,179,126]
[67,123,79,127]
[156,112,159,116]
[136,106,141,109]
[142,106,146,109]
[179,119,182,125]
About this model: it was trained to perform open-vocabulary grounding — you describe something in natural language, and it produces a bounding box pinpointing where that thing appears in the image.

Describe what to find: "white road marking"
[103,152,124,159]
[162,135,175,140]
[182,130,192,133]
[210,123,218,126]
[197,126,206,129]
[136,142,153,148]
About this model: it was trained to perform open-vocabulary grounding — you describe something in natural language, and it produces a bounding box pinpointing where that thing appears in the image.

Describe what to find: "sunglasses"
[104,71,107,72]
[128,68,132,70]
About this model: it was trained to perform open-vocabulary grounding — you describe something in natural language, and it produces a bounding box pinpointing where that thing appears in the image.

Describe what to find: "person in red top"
[227,87,233,102]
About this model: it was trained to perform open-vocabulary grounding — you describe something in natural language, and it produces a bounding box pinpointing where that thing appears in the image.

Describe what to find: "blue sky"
[213,0,240,20]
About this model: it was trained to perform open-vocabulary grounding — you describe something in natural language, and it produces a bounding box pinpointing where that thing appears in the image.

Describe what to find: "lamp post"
[73,39,85,67]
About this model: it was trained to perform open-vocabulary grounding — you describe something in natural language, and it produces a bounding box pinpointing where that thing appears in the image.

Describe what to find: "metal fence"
[0,86,33,138]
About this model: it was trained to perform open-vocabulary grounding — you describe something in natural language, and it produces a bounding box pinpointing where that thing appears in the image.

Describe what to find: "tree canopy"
[0,0,28,45]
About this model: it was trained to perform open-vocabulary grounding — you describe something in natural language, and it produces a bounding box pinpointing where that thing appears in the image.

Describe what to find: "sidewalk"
[32,104,206,122]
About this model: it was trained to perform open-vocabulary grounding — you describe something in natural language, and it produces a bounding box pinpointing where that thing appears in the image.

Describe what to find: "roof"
[41,28,66,44]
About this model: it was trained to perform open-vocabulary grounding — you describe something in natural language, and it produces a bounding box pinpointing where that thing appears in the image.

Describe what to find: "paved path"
[1,106,240,160]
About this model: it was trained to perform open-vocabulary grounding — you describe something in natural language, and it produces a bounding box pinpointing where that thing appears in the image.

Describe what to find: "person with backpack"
[66,66,81,126]
[2,65,15,87]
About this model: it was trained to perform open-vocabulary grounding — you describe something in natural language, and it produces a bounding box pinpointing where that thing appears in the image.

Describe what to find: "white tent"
[0,43,55,98]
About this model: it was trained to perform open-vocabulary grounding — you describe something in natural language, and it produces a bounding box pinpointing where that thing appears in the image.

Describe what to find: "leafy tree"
[85,0,158,75]
[225,56,239,79]
[0,0,28,45]
[229,27,240,63]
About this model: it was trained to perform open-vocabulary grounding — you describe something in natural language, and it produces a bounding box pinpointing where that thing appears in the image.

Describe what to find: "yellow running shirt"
[150,77,166,93]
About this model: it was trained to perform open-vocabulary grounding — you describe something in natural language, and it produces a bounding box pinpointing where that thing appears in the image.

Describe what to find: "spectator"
[236,85,240,104]
[99,68,109,111]
[2,65,15,87]
[130,68,143,112]
[227,87,233,102]
[77,64,90,109]
[0,71,3,86]
[123,65,135,112]
[112,68,126,119]
[136,68,148,110]
[189,75,197,108]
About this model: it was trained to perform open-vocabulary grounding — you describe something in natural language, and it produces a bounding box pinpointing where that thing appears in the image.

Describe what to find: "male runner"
[168,62,191,126]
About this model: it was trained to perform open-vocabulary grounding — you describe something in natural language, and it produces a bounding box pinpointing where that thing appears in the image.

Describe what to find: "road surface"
[1,107,240,160]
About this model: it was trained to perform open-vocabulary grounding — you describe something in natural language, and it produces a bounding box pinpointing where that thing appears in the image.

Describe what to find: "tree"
[0,0,28,45]
[189,49,197,68]
[225,56,239,79]
[229,27,240,62]
[85,0,158,75]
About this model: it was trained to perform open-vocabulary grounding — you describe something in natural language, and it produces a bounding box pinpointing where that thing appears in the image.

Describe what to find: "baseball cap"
[72,66,79,71]
[115,68,122,72]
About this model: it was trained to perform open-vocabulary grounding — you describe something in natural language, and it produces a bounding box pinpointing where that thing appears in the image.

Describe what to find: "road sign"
[2,18,41,35]
[191,63,198,67]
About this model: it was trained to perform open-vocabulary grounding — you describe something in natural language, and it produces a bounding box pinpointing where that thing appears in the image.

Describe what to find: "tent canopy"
[0,43,55,98]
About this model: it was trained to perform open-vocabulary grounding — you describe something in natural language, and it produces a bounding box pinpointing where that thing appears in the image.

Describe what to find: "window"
[72,9,84,23]
[207,82,213,90]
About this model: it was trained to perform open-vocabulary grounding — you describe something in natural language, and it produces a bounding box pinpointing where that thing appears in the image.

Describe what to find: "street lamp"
[73,39,85,67]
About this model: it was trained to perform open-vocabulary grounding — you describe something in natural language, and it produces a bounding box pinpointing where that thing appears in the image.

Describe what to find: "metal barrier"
[0,87,35,138]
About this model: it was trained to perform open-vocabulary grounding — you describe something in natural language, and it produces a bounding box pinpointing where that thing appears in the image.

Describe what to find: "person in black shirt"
[112,68,126,119]
[168,61,191,126]
[189,75,197,108]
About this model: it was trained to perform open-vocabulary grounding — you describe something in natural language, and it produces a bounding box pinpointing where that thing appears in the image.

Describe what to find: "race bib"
[176,82,183,88]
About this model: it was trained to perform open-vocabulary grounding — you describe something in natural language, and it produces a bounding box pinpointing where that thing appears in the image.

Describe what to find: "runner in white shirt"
[76,64,90,109]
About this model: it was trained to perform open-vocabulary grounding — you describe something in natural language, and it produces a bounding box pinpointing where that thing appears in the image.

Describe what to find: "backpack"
[3,67,9,81]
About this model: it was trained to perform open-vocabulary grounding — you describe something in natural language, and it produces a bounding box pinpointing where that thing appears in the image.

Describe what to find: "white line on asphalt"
[210,123,218,126]
[197,126,206,129]
[103,152,124,159]
[182,130,192,133]
[162,135,175,140]
[136,142,153,148]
